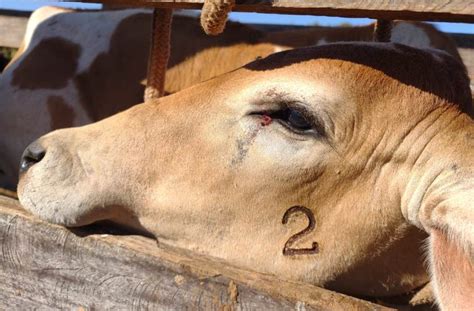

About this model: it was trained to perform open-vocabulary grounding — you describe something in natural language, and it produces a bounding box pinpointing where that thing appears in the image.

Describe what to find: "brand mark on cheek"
[261,115,272,126]
[282,206,319,256]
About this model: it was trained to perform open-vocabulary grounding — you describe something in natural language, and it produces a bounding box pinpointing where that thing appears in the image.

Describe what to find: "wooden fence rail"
[1,8,474,50]
[0,195,391,310]
[0,10,29,48]
[2,9,473,82]
[72,0,474,22]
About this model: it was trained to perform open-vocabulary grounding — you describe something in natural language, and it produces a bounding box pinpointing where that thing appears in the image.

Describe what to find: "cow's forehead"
[242,42,471,113]
[236,43,420,98]
[247,42,444,68]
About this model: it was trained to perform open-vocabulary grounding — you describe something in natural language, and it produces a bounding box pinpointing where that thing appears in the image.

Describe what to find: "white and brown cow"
[0,6,282,189]
[0,6,465,190]
[18,43,473,310]
[265,20,462,61]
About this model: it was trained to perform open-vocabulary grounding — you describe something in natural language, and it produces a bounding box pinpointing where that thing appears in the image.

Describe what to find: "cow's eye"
[251,104,325,137]
[285,109,312,131]
[269,107,315,135]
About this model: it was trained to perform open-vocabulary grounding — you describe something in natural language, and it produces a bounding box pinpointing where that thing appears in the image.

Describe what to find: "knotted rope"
[144,8,173,101]
[374,19,393,42]
[200,0,235,36]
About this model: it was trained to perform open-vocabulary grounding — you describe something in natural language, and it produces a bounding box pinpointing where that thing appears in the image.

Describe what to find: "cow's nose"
[20,142,46,174]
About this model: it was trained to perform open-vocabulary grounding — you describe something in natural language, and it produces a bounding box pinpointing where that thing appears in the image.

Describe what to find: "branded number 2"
[282,206,319,256]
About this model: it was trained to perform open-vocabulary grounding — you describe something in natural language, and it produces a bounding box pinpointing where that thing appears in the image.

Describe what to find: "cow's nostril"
[20,143,46,174]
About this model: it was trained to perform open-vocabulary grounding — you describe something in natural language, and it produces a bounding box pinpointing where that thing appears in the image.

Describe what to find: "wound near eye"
[260,115,273,126]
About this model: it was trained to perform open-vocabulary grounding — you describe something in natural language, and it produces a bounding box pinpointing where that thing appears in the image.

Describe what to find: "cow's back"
[264,21,462,62]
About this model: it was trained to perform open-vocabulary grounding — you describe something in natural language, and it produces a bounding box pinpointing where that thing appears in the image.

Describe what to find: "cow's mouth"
[68,219,155,239]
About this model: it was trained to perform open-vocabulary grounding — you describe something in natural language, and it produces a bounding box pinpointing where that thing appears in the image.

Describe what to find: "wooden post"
[374,19,393,42]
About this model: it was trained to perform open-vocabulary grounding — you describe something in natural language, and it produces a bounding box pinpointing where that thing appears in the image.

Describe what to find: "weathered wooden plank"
[0,10,29,48]
[67,0,474,22]
[0,195,391,310]
[1,7,474,50]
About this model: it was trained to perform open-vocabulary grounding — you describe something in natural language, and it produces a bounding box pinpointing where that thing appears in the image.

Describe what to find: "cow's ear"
[429,229,473,310]
[421,185,474,310]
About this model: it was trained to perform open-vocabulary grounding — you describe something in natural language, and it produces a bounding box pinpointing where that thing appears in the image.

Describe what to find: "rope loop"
[200,0,235,36]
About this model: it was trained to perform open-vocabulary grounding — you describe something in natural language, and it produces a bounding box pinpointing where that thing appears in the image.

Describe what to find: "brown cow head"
[18,43,473,308]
